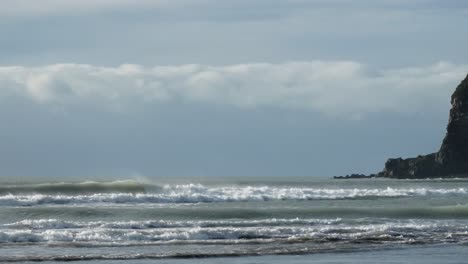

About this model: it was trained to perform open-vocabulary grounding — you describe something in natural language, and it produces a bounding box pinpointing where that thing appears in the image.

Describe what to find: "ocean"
[0,177,467,263]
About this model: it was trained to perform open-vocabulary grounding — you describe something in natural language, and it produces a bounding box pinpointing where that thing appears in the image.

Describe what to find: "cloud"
[4,1,466,19]
[0,0,177,17]
[1,61,467,117]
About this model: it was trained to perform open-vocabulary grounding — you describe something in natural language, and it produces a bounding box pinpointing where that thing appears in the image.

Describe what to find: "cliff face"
[436,75,468,174]
[380,74,468,178]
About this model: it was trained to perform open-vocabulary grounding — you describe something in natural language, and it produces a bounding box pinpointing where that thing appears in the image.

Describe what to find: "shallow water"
[1,177,468,262]
[18,245,468,264]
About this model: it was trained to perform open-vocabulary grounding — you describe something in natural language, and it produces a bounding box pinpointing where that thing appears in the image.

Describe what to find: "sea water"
[0,177,467,263]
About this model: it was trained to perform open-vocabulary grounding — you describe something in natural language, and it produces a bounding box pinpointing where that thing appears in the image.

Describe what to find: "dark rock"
[378,153,442,178]
[378,74,468,179]
[334,174,375,179]
[435,74,468,174]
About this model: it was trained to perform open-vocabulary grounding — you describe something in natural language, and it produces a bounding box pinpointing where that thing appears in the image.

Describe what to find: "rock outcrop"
[378,73,468,178]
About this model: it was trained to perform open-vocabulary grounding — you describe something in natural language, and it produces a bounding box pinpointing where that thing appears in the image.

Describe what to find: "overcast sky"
[1,0,468,178]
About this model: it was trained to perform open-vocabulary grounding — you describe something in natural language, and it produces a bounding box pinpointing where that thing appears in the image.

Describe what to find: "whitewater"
[1,177,468,263]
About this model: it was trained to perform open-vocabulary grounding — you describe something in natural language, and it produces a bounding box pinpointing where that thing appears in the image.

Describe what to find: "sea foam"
[0,218,467,245]
[0,184,466,206]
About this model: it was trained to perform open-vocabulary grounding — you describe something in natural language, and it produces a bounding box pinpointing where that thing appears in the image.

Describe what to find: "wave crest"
[0,184,466,206]
[0,218,467,245]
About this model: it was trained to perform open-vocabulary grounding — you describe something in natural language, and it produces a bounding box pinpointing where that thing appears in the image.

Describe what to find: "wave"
[2,218,342,230]
[0,218,467,245]
[0,184,467,206]
[0,218,467,262]
[3,204,468,220]
[0,180,146,195]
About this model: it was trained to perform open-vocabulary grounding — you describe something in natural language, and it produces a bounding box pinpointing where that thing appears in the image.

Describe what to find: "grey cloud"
[3,0,467,17]
[1,1,467,68]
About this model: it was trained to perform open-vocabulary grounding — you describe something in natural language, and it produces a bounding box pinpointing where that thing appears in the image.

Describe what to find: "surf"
[0,183,467,206]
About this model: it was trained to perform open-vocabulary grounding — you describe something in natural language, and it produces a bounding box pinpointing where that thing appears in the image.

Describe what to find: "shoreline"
[333,174,468,180]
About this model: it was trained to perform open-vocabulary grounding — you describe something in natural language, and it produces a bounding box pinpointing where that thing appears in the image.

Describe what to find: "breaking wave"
[0,218,467,245]
[2,218,342,230]
[1,217,468,262]
[2,179,468,262]
[0,183,467,206]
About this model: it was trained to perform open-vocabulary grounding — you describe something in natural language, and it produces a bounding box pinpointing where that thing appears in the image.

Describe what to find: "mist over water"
[1,177,468,262]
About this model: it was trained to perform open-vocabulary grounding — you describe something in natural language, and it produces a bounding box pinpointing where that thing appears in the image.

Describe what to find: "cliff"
[378,73,468,178]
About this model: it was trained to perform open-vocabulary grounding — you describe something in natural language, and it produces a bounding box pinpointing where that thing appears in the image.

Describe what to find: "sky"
[1,0,468,178]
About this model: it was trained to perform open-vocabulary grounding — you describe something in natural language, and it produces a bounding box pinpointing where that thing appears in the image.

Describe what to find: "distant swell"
[0,180,146,195]
[0,183,467,206]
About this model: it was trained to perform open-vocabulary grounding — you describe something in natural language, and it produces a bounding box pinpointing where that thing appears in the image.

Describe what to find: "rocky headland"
[336,73,468,179]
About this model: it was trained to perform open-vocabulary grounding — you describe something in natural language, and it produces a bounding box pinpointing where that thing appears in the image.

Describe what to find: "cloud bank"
[3,0,465,17]
[1,61,467,117]
[0,0,172,16]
